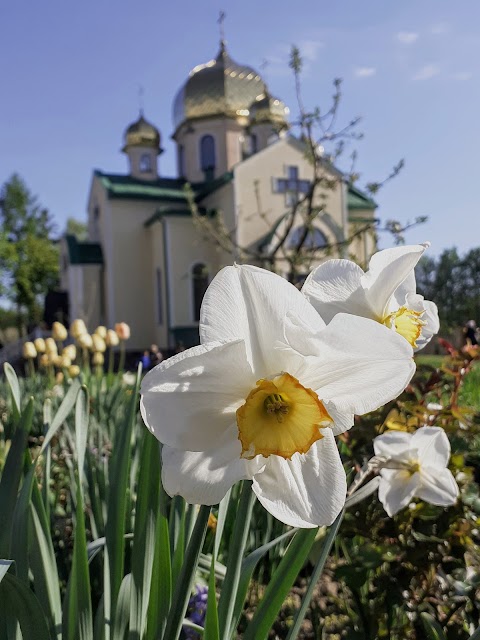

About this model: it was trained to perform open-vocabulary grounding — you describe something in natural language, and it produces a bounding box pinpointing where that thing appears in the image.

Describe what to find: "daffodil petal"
[392,270,417,308]
[373,430,413,460]
[361,244,427,319]
[302,259,372,323]
[161,425,265,505]
[411,427,450,469]
[417,468,459,506]
[416,300,440,349]
[140,340,254,451]
[378,471,420,517]
[251,430,347,528]
[288,314,415,422]
[200,264,325,373]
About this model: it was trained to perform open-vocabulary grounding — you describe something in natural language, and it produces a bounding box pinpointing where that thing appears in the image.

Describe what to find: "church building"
[60,39,377,351]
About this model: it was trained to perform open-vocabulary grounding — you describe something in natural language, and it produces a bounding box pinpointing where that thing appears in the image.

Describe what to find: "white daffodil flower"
[302,243,440,351]
[373,426,459,517]
[141,265,415,528]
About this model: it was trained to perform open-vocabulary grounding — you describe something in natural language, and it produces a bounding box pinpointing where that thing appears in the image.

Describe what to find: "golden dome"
[249,91,290,128]
[123,113,161,151]
[173,41,266,131]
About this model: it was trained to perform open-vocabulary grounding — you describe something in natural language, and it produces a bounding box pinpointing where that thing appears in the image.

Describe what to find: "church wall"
[348,208,377,268]
[200,182,237,260]
[150,223,169,349]
[82,265,103,329]
[233,139,346,252]
[107,199,157,350]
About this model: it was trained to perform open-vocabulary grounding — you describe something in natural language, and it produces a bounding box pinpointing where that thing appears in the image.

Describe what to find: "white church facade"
[60,40,377,351]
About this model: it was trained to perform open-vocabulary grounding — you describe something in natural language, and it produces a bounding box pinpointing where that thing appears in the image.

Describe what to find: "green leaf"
[0,571,53,640]
[75,386,90,490]
[419,612,447,640]
[243,527,318,640]
[0,559,14,583]
[204,555,220,640]
[163,505,211,640]
[112,574,132,640]
[3,362,21,423]
[129,431,161,639]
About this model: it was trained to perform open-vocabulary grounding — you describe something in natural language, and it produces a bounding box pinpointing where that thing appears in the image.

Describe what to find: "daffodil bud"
[68,364,81,378]
[23,341,37,359]
[77,333,93,349]
[45,337,58,355]
[92,334,106,353]
[106,329,119,347]
[62,344,77,361]
[95,325,107,339]
[34,338,46,353]
[52,322,68,342]
[115,322,130,341]
[70,319,87,339]
[92,352,104,366]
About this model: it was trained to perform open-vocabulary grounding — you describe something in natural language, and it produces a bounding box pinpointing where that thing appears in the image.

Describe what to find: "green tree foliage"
[0,174,59,327]
[66,217,87,240]
[417,247,480,330]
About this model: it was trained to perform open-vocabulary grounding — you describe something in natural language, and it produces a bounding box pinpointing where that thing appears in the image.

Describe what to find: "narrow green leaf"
[0,559,14,583]
[163,505,211,640]
[0,571,53,640]
[419,612,447,640]
[40,379,81,456]
[286,511,344,639]
[204,555,220,640]
[217,481,256,640]
[129,431,160,639]
[214,489,231,561]
[41,400,53,523]
[75,386,90,489]
[3,362,21,422]
[112,574,132,640]
[243,527,318,640]
[170,496,186,587]
[469,624,480,640]
[0,397,33,557]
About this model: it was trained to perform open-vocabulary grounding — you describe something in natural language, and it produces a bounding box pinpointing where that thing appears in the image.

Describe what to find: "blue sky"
[1,0,478,255]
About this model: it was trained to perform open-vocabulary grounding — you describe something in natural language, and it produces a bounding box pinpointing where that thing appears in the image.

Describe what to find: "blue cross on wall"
[274,166,311,206]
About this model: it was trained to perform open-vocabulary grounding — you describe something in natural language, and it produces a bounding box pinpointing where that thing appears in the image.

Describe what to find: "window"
[140,153,152,173]
[192,263,209,321]
[251,133,258,155]
[178,144,185,177]
[156,268,163,325]
[273,165,311,206]
[288,226,327,250]
[200,135,216,177]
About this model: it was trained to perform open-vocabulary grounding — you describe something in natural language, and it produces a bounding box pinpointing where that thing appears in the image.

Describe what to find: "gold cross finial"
[138,85,145,116]
[218,10,226,44]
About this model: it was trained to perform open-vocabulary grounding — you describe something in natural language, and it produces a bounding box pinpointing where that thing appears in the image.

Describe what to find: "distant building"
[60,39,377,350]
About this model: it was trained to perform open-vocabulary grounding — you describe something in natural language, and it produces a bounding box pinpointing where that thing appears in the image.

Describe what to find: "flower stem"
[118,341,126,373]
[217,480,256,640]
[285,509,345,640]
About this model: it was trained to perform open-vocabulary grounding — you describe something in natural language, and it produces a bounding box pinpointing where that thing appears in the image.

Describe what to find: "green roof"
[94,170,233,203]
[347,184,377,211]
[66,235,103,265]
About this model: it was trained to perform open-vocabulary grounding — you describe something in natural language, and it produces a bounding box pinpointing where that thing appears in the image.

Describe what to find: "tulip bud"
[60,356,72,368]
[62,344,77,361]
[53,355,64,368]
[55,371,64,384]
[23,341,37,359]
[106,329,119,347]
[52,322,68,342]
[95,325,107,339]
[39,354,50,368]
[34,338,46,353]
[77,333,93,349]
[45,337,58,355]
[115,322,130,341]
[92,352,104,366]
[70,319,87,339]
[92,334,106,353]
[68,364,81,378]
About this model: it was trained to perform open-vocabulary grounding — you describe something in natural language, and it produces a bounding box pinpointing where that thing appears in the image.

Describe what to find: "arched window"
[139,153,152,173]
[200,135,216,179]
[288,226,328,250]
[192,263,209,321]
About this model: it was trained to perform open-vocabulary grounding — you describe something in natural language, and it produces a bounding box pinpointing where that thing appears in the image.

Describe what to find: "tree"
[66,217,88,240]
[0,174,59,329]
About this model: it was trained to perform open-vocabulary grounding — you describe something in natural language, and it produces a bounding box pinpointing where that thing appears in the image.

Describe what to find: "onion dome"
[122,112,161,151]
[173,41,266,131]
[249,90,289,128]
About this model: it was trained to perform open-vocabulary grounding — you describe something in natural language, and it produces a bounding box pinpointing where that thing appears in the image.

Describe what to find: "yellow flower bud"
[39,354,50,368]
[92,334,106,353]
[55,371,64,384]
[62,344,77,361]
[92,352,104,366]
[52,322,68,342]
[106,329,119,347]
[95,325,107,339]
[68,365,81,378]
[45,338,58,355]
[60,356,72,368]
[115,322,130,341]
[77,333,93,349]
[53,355,64,368]
[34,338,46,353]
[23,341,37,359]
[70,319,87,339]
